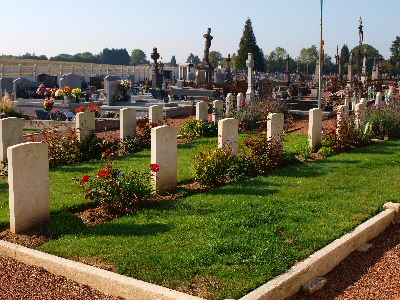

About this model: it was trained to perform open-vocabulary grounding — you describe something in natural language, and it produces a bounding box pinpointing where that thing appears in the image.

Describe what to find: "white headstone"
[336,104,349,136]
[308,108,322,150]
[375,92,382,105]
[8,142,50,233]
[355,102,366,129]
[76,111,95,141]
[237,93,244,110]
[0,117,23,161]
[246,53,255,102]
[212,99,224,123]
[120,108,136,139]
[218,118,239,157]
[151,125,178,193]
[267,113,284,139]
[226,93,233,114]
[149,105,164,125]
[196,101,208,121]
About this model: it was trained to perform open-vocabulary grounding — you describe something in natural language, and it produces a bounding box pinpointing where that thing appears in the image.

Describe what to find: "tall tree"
[209,51,224,66]
[266,47,287,73]
[236,18,266,72]
[350,44,380,74]
[297,45,318,73]
[169,55,177,67]
[230,53,237,69]
[130,49,148,66]
[340,44,350,71]
[186,53,201,64]
[390,36,400,74]
[100,48,130,65]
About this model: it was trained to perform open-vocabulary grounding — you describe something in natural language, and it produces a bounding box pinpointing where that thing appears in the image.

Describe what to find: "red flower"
[243,139,248,144]
[97,169,111,178]
[151,123,158,128]
[134,197,139,203]
[150,163,160,172]
[81,175,90,183]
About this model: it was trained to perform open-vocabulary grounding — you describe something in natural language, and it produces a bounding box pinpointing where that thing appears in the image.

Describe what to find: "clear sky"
[0,0,398,64]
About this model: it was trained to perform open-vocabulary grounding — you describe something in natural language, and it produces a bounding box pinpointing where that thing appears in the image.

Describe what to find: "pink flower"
[134,198,139,203]
[150,163,160,172]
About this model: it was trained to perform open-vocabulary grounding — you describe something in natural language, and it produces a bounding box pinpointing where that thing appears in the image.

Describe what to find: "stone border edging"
[0,240,203,300]
[240,202,400,300]
[0,202,398,300]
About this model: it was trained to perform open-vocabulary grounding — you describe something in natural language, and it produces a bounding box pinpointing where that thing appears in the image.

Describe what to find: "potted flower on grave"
[71,88,82,103]
[51,109,67,121]
[43,98,54,111]
[117,79,132,101]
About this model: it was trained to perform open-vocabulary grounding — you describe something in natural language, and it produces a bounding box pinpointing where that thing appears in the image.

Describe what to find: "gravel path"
[0,254,123,299]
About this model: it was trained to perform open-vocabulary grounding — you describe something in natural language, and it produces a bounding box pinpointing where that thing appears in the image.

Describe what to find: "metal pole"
[318,0,323,109]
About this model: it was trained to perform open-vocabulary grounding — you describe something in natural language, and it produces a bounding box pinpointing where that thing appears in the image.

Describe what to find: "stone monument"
[196,28,215,85]
[246,53,254,102]
[151,47,163,89]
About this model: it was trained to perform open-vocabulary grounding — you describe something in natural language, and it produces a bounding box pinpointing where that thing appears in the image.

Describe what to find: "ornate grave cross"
[202,28,213,62]
[151,47,160,71]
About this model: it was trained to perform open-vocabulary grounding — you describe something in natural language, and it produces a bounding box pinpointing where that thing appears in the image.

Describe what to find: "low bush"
[366,99,400,139]
[192,145,236,187]
[178,118,217,141]
[0,94,24,118]
[76,150,158,210]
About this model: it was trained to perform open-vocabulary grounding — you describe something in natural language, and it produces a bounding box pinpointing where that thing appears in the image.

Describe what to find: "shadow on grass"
[85,222,171,237]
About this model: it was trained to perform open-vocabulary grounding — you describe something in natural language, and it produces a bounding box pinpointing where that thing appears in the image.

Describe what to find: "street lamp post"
[318,0,323,109]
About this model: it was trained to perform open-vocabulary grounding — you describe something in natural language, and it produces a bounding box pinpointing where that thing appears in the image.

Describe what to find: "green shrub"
[192,145,236,187]
[366,99,400,139]
[178,118,217,141]
[0,94,24,118]
[240,132,284,175]
[317,146,336,158]
[227,97,288,130]
[321,116,372,153]
[76,151,157,210]
[46,212,86,238]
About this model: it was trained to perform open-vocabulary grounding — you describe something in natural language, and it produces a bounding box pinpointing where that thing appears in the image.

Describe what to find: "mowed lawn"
[29,139,400,299]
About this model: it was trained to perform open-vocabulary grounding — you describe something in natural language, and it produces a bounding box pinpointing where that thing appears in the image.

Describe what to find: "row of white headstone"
[2,98,368,234]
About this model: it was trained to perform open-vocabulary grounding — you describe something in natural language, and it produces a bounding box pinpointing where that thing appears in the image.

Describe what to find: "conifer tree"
[236,18,266,72]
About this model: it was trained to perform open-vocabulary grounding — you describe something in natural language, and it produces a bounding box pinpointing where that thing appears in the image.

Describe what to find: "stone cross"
[246,53,254,102]
[202,28,213,62]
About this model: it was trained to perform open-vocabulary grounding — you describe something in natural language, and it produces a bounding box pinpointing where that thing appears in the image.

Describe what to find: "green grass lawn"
[2,135,400,299]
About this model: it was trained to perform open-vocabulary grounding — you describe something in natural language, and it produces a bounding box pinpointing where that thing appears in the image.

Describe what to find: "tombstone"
[246,53,255,102]
[103,75,121,106]
[13,78,40,100]
[0,78,14,93]
[196,101,208,121]
[386,86,394,101]
[375,92,382,105]
[336,104,349,136]
[237,93,244,110]
[120,108,136,139]
[308,108,322,151]
[0,117,24,161]
[218,118,239,157]
[89,76,103,89]
[151,47,163,89]
[149,105,164,125]
[151,125,178,193]
[267,113,284,140]
[187,72,196,82]
[8,142,50,233]
[59,73,84,90]
[354,102,366,129]
[37,73,57,87]
[196,28,215,84]
[212,99,223,123]
[214,69,225,84]
[225,93,234,114]
[76,111,95,141]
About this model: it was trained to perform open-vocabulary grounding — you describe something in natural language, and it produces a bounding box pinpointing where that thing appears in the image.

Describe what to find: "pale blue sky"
[0,0,398,64]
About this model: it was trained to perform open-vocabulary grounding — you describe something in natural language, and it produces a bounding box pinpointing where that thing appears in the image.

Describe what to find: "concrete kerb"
[240,202,400,300]
[0,202,398,300]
